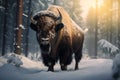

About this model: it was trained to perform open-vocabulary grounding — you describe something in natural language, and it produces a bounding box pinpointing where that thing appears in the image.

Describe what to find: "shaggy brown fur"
[30,5,84,71]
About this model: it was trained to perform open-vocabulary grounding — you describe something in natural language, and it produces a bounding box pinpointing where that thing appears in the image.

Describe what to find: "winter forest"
[0,0,120,80]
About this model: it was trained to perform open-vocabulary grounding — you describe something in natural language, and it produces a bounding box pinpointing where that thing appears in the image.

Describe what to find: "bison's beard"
[40,43,51,54]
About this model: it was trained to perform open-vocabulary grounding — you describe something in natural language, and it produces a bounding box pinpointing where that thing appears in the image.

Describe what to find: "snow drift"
[0,53,113,80]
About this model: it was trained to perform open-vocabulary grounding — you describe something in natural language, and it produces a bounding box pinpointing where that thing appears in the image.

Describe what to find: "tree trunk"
[94,0,98,58]
[2,0,8,56]
[24,0,32,57]
[118,0,120,49]
[14,0,23,55]
[109,0,113,43]
[54,0,57,4]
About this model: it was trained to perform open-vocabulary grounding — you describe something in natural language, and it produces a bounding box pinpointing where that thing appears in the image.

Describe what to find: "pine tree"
[0,0,18,56]
[2,0,8,56]
[60,0,82,26]
[99,0,113,43]
[118,0,120,49]
[94,0,98,58]
[71,0,82,26]
[0,0,4,55]
[24,0,32,57]
[86,7,96,58]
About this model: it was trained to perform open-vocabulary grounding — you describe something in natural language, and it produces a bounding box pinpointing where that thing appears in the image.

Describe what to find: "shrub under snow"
[6,54,23,67]
[98,39,119,58]
[112,53,120,79]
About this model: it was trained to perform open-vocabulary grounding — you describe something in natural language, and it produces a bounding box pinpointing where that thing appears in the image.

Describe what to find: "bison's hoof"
[75,66,79,70]
[48,67,54,72]
[75,64,79,70]
[75,67,79,70]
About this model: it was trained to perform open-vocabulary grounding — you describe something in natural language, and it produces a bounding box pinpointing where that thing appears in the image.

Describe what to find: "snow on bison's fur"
[30,5,84,71]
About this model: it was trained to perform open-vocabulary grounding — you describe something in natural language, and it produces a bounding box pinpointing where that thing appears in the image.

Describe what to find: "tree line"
[86,0,120,58]
[0,0,82,59]
[1,0,119,59]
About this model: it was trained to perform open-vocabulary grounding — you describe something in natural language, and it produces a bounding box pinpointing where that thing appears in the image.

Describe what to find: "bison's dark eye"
[36,25,42,31]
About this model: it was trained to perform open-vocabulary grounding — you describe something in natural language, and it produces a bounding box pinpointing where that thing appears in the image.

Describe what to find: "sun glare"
[80,0,104,18]
[90,0,103,8]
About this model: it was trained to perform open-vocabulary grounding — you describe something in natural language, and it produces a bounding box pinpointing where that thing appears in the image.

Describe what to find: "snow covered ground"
[0,54,113,80]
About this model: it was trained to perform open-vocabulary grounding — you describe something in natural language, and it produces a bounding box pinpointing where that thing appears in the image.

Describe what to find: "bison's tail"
[83,28,88,33]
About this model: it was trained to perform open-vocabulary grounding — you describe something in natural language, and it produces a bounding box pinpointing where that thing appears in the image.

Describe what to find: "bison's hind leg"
[74,48,82,70]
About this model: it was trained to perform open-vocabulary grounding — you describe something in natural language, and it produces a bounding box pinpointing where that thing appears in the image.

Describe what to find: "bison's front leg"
[60,64,67,70]
[59,43,73,71]
[42,54,55,72]
[47,59,55,72]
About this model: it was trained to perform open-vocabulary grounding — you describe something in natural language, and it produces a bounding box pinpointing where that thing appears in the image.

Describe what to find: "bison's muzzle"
[40,38,51,54]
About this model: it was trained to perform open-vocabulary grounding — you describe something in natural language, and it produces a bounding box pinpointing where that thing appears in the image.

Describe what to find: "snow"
[23,13,28,17]
[38,0,45,7]
[14,24,25,30]
[14,27,19,30]
[112,53,120,79]
[28,52,41,61]
[98,39,119,53]
[98,39,119,58]
[0,53,113,80]
[17,46,20,48]
[0,6,5,10]
[6,54,23,67]
[19,24,25,30]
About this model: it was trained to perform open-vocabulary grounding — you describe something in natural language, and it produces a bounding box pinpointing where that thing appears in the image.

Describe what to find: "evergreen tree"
[99,0,113,43]
[0,0,18,56]
[118,0,120,49]
[86,7,96,58]
[60,0,83,26]
[1,0,8,56]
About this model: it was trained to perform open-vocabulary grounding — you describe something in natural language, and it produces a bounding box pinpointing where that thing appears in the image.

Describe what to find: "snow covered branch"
[23,13,28,17]
[38,0,45,8]
[0,6,5,10]
[98,39,120,58]
[14,25,25,30]
[19,24,25,30]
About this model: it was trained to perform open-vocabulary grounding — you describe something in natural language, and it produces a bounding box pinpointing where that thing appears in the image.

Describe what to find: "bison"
[30,5,84,71]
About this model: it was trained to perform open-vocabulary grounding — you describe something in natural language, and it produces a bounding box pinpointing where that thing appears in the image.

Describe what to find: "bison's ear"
[30,23,37,31]
[55,23,64,32]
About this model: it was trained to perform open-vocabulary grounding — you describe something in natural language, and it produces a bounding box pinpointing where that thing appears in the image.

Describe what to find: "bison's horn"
[30,10,37,25]
[31,17,37,25]
[56,9,62,22]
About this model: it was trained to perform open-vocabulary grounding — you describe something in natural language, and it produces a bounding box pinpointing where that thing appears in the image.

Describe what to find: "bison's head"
[30,10,64,54]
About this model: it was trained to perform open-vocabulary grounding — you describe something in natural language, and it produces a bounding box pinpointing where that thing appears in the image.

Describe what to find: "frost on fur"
[7,54,23,67]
